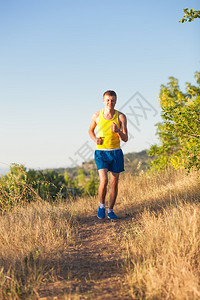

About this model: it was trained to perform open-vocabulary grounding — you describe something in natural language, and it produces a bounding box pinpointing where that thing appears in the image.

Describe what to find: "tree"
[179,8,200,23]
[76,168,86,185]
[84,170,99,196]
[148,72,200,173]
[0,164,36,210]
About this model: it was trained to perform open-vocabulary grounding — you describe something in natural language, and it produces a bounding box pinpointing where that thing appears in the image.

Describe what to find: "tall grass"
[118,169,200,299]
[0,167,199,299]
[0,200,75,299]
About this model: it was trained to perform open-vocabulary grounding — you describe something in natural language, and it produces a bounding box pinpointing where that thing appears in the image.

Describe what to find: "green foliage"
[84,170,99,196]
[0,163,100,211]
[27,169,83,200]
[27,169,64,201]
[148,72,200,173]
[64,171,72,186]
[179,8,200,23]
[0,164,37,211]
[0,165,83,211]
[76,168,87,185]
[75,168,99,196]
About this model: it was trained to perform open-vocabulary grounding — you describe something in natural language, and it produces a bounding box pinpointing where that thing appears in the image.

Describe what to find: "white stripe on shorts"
[96,148,121,151]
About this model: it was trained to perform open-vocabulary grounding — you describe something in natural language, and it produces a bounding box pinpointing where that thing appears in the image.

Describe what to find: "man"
[89,90,128,220]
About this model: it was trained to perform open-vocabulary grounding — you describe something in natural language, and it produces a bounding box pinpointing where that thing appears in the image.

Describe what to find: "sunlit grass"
[117,169,200,299]
[0,200,76,299]
[0,167,200,299]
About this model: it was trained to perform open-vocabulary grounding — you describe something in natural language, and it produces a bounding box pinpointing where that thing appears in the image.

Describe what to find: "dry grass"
[67,194,98,218]
[0,168,200,299]
[0,200,76,299]
[117,169,200,299]
[118,168,199,215]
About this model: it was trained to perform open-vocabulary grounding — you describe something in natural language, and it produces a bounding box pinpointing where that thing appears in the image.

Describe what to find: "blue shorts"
[94,149,124,173]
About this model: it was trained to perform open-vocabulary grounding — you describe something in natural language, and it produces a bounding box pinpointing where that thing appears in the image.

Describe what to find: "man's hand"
[96,137,104,145]
[111,122,120,133]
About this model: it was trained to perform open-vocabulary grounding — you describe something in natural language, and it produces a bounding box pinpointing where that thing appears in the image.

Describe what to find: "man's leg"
[109,172,120,209]
[98,169,108,204]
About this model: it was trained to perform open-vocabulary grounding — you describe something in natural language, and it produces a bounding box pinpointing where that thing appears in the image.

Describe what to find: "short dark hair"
[103,90,117,100]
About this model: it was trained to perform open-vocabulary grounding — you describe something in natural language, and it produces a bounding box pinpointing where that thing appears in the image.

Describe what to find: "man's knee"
[110,179,118,189]
[100,177,108,186]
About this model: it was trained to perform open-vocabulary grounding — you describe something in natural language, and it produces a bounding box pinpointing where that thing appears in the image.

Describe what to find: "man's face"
[103,95,116,109]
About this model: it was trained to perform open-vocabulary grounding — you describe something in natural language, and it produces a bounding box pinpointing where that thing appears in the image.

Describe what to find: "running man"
[89,90,128,220]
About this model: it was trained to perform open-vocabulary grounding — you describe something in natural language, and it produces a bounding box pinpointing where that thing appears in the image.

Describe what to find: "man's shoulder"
[94,110,101,117]
[117,111,127,119]
[92,110,101,122]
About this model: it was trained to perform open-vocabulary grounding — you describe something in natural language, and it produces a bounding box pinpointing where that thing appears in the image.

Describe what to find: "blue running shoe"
[97,207,105,219]
[107,211,118,220]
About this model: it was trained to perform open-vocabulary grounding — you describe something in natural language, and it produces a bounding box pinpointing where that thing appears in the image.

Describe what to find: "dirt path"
[38,213,131,299]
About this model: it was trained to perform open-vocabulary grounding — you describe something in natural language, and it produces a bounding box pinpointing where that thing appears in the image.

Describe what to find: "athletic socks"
[99,204,113,213]
[100,203,105,209]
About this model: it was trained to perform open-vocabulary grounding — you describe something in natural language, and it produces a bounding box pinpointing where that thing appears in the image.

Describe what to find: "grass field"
[117,169,200,299]
[0,168,199,299]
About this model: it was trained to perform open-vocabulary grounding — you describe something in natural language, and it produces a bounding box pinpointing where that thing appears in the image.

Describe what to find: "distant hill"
[123,150,152,173]
[0,151,153,179]
[47,150,153,178]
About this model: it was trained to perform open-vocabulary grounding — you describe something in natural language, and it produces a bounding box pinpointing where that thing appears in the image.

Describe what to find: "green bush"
[0,164,83,211]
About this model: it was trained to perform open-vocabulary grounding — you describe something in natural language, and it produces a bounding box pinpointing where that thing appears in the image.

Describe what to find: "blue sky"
[0,0,199,172]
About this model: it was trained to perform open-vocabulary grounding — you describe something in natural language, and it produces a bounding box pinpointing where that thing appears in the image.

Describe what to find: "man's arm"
[118,113,128,142]
[111,112,128,142]
[89,111,103,145]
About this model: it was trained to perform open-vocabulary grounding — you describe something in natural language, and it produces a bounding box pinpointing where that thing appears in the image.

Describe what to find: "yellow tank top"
[96,109,120,149]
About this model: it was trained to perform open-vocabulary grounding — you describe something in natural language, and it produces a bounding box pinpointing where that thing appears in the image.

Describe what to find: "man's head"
[103,90,117,109]
[103,90,117,101]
